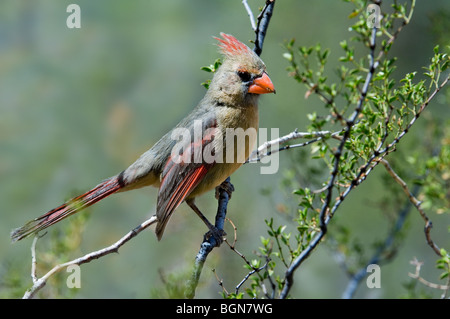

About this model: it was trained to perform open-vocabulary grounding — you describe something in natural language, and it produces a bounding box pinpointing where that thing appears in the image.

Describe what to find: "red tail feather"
[11,176,122,242]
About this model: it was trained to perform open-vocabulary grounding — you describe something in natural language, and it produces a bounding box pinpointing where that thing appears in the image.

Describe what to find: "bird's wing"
[155,116,219,239]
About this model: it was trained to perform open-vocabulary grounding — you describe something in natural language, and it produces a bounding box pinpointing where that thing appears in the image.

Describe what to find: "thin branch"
[23,215,158,299]
[246,129,342,164]
[235,261,269,295]
[226,238,271,297]
[408,258,449,291]
[242,0,257,31]
[380,159,441,256]
[376,0,415,63]
[212,268,230,296]
[30,235,39,284]
[222,221,274,298]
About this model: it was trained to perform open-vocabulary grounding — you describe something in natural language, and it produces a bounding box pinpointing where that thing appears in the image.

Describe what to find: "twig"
[246,129,342,164]
[23,215,157,299]
[376,0,415,63]
[30,235,39,283]
[242,0,257,31]
[235,260,269,295]
[408,258,449,291]
[211,219,271,298]
[380,159,441,256]
[224,217,238,247]
[225,236,271,297]
[212,268,230,296]
[223,228,274,298]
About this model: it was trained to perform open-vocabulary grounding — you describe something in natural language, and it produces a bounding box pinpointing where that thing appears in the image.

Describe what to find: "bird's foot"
[204,227,227,247]
[215,178,235,200]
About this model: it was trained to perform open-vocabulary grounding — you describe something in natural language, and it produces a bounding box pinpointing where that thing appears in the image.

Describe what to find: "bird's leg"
[187,199,215,231]
[186,199,226,246]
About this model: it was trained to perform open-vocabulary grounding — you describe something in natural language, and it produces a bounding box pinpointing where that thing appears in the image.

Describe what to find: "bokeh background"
[1,0,449,298]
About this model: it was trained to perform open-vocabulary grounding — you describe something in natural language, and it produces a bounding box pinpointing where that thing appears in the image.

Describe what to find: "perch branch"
[185,177,233,299]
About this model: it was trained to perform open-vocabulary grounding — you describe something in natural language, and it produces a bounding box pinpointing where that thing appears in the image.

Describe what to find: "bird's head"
[207,33,275,106]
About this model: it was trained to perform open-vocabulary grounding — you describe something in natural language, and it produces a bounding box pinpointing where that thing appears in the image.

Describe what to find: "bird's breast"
[188,104,259,198]
[219,104,259,164]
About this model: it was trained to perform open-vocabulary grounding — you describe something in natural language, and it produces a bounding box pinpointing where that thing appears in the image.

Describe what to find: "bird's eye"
[237,70,252,82]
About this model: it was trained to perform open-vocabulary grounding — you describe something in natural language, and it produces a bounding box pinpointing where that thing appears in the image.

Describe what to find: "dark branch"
[254,0,276,57]
[185,177,233,299]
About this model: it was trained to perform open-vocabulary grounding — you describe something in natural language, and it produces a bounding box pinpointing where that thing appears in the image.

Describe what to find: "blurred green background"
[1,0,449,298]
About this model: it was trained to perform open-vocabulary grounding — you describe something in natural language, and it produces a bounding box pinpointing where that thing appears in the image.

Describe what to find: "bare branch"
[235,260,269,296]
[247,129,342,164]
[23,215,158,299]
[408,258,449,291]
[30,235,39,284]
[380,159,441,256]
[220,221,274,298]
[212,268,230,296]
[242,0,257,31]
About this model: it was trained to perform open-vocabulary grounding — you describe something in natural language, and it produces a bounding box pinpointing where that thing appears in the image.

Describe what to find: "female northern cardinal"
[11,33,275,242]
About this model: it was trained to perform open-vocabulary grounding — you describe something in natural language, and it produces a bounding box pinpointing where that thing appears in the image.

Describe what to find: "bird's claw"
[215,179,235,200]
[204,227,227,247]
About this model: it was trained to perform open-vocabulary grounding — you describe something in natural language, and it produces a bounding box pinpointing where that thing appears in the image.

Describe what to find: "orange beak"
[248,72,276,94]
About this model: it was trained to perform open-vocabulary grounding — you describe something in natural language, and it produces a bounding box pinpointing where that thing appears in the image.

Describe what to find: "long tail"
[11,176,123,242]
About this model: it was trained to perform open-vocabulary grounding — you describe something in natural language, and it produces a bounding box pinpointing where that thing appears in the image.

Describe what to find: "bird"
[11,33,275,243]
